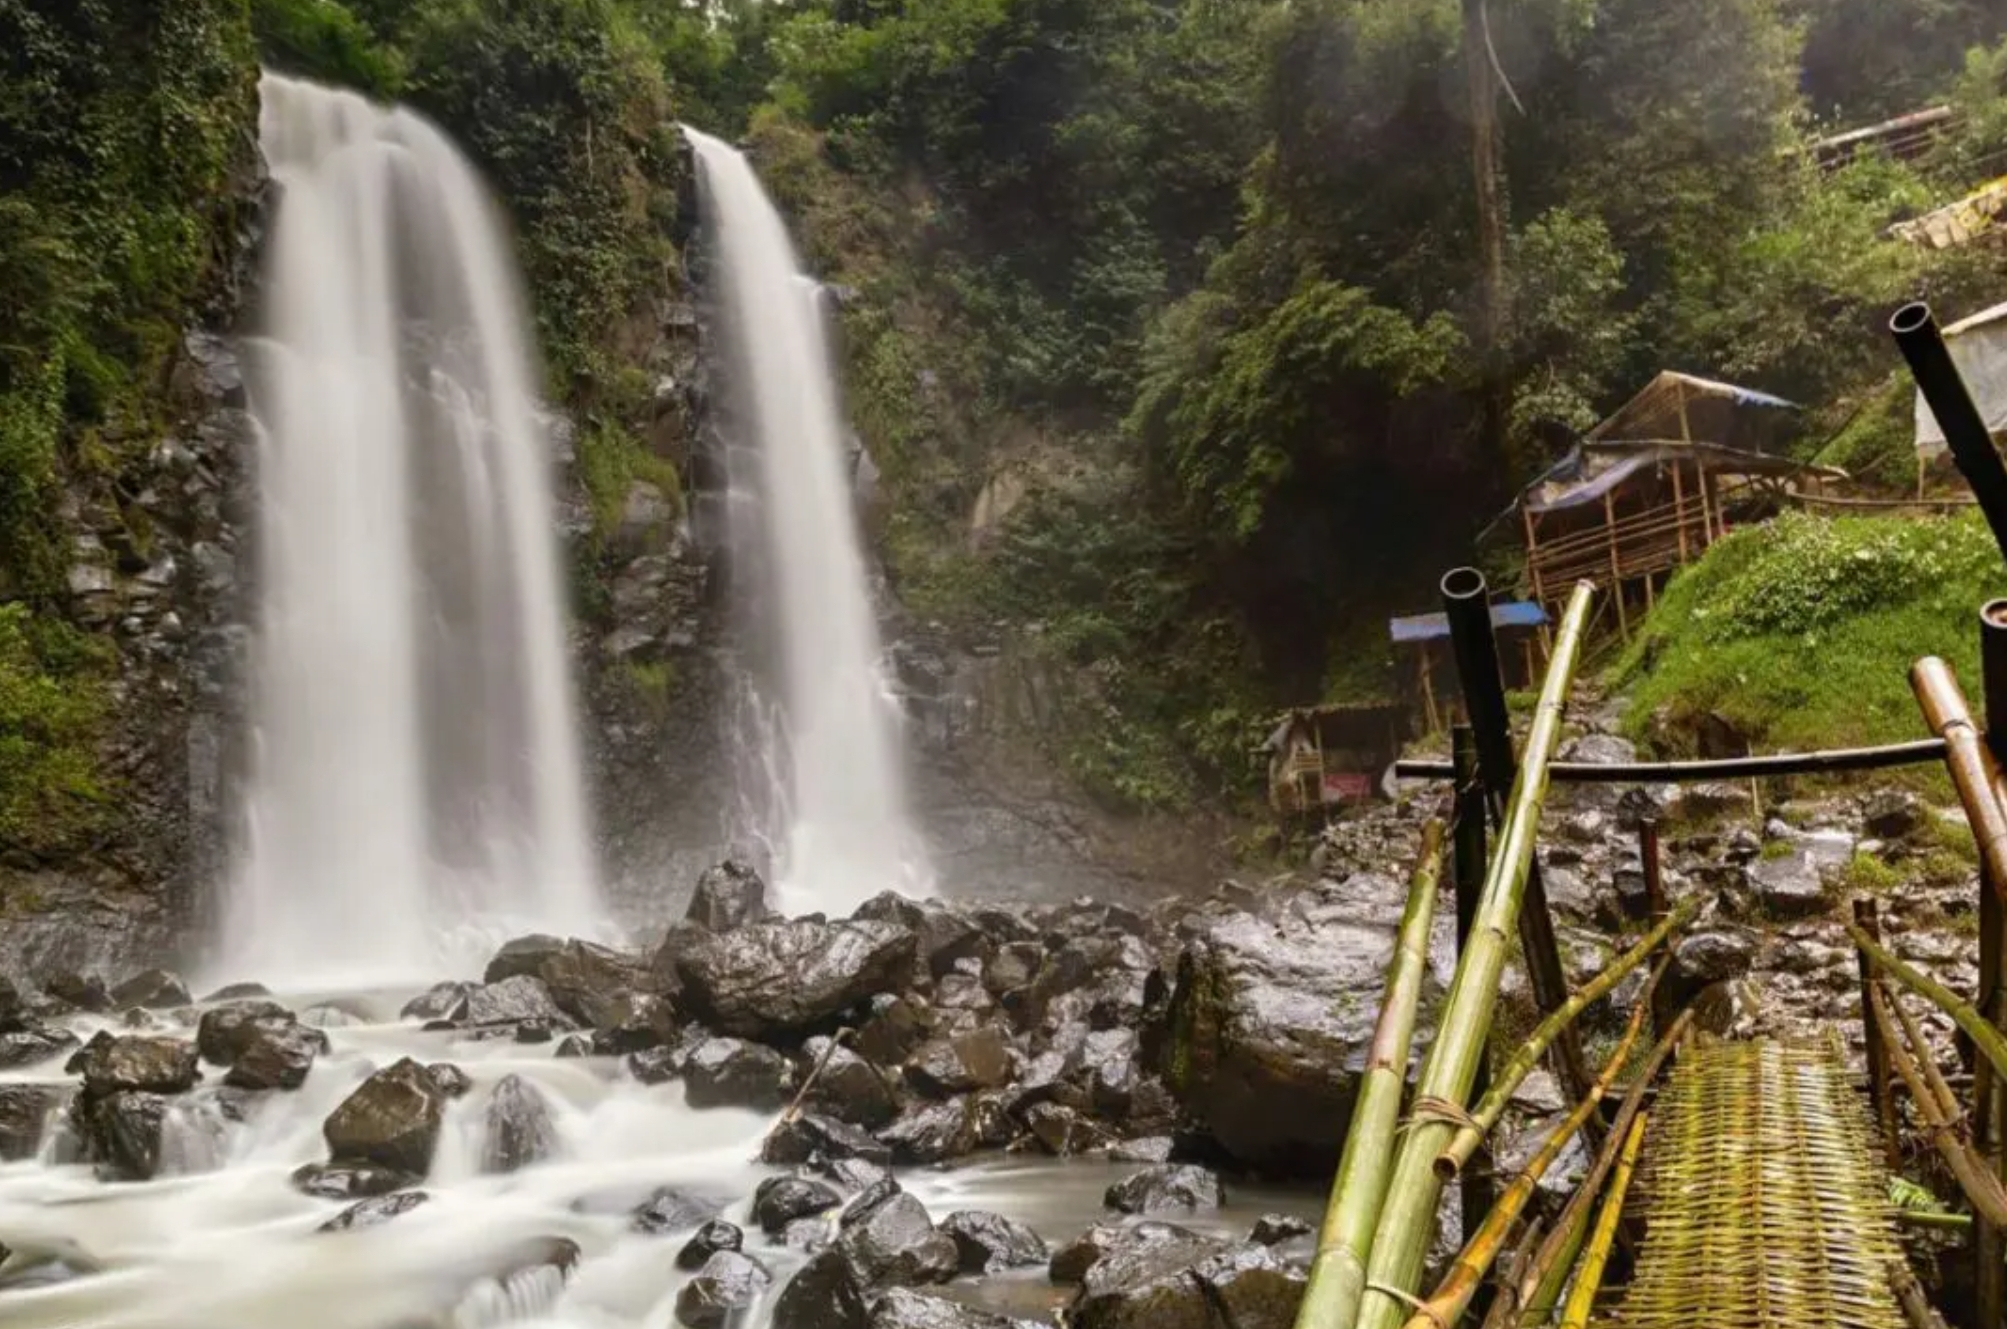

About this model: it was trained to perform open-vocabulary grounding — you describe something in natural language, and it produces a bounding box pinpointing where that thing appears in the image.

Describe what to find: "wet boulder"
[905,1026,1014,1098]
[74,1035,200,1096]
[853,895,988,978]
[1050,1221,1210,1285]
[225,1024,325,1091]
[754,1175,843,1234]
[683,1037,791,1111]
[1744,852,1827,919]
[320,1190,430,1232]
[1071,1232,1302,1329]
[869,1289,1041,1329]
[675,1249,773,1329]
[426,1062,473,1099]
[42,972,113,1015]
[797,1035,900,1129]
[109,969,192,1010]
[538,940,652,1028]
[627,1186,728,1235]
[591,991,680,1055]
[75,1091,171,1180]
[323,1056,447,1176]
[1105,1164,1224,1215]
[197,1000,298,1065]
[686,858,771,931]
[628,1045,683,1085]
[401,983,472,1023]
[838,1190,958,1287]
[1159,908,1434,1172]
[461,975,573,1031]
[0,1023,80,1070]
[676,919,918,1040]
[856,996,936,1067]
[292,1160,413,1199]
[771,1247,872,1329]
[939,1210,1048,1274]
[982,943,1044,998]
[481,1074,560,1174]
[763,1111,894,1167]
[0,1084,66,1160]
[877,1096,1011,1166]
[677,1220,744,1270]
[1250,1214,1313,1246]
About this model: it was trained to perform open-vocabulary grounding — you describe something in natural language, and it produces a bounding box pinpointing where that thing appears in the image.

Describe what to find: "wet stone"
[683,1037,790,1111]
[481,1074,560,1174]
[1104,1164,1224,1215]
[631,1187,726,1236]
[1250,1214,1313,1246]
[797,1035,901,1130]
[322,1057,446,1176]
[74,1035,200,1096]
[763,1111,895,1167]
[0,1084,66,1161]
[753,1175,843,1234]
[674,1250,772,1329]
[676,1220,744,1270]
[224,1024,324,1091]
[197,1000,296,1065]
[939,1209,1048,1273]
[319,1190,430,1231]
[293,1160,415,1199]
[869,1288,1042,1329]
[109,969,192,1010]
[837,1190,959,1287]
[401,983,471,1023]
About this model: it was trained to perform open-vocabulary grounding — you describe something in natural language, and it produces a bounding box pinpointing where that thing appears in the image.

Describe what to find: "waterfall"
[684,128,932,916]
[222,73,600,983]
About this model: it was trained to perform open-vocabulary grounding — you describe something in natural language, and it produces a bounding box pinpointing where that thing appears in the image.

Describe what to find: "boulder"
[1250,1214,1313,1246]
[1073,1235,1303,1329]
[687,858,771,931]
[939,1210,1048,1273]
[0,1023,80,1069]
[462,975,573,1030]
[197,1000,298,1065]
[1050,1221,1211,1285]
[592,991,679,1054]
[771,1247,871,1329]
[481,1074,560,1174]
[322,1057,446,1176]
[1104,1164,1224,1215]
[877,1097,995,1166]
[401,983,472,1023]
[1863,789,1926,841]
[225,1024,324,1091]
[42,971,113,1015]
[683,1037,791,1111]
[320,1190,430,1232]
[629,1045,683,1085]
[798,1036,901,1129]
[675,1250,772,1329]
[1674,930,1759,989]
[838,1191,958,1287]
[629,1187,727,1235]
[763,1111,894,1167]
[856,996,935,1067]
[677,920,918,1040]
[75,1091,171,1180]
[868,1289,1041,1329]
[1019,1102,1111,1157]
[982,944,1044,997]
[538,940,651,1028]
[426,1062,473,1098]
[0,1084,65,1160]
[853,895,988,978]
[110,969,192,1010]
[676,1220,744,1270]
[292,1161,413,1199]
[905,1026,1014,1098]
[1160,908,1435,1172]
[1746,853,1827,919]
[74,1035,200,1096]
[754,1175,843,1234]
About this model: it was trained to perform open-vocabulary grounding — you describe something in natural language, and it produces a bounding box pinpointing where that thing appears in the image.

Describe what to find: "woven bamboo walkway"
[1597,1037,1912,1329]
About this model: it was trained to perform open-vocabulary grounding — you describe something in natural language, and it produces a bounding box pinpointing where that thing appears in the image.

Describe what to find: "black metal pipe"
[1439,565,1595,1124]
[1892,301,2007,563]
[1450,724,1494,1249]
[1394,737,1946,784]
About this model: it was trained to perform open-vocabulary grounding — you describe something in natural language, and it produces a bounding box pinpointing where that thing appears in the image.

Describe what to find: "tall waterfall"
[222,74,600,982]
[685,128,931,916]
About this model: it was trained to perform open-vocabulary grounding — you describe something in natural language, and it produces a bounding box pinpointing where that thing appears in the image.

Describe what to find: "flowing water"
[685,129,933,918]
[222,74,600,985]
[0,989,1318,1329]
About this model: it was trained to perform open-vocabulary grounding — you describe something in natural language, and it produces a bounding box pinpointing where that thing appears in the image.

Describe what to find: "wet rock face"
[771,1247,872,1329]
[481,1074,560,1174]
[754,1175,843,1234]
[686,858,771,931]
[110,968,192,1011]
[461,975,575,1032]
[683,1036,791,1111]
[797,1035,901,1129]
[939,1210,1048,1274]
[1069,1227,1304,1329]
[677,1220,745,1270]
[73,1035,200,1096]
[868,1288,1041,1329]
[322,1056,446,1177]
[76,1090,172,1180]
[675,1249,773,1329]
[762,1111,893,1168]
[676,919,919,1040]
[1159,905,1432,1172]
[1104,1164,1224,1215]
[0,1084,66,1161]
[838,1190,959,1287]
[225,1023,324,1091]
[0,1022,81,1070]
[196,999,296,1064]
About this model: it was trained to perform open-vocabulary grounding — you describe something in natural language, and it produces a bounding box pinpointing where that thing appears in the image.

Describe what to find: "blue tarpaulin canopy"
[1519,441,1842,516]
[1388,601,1548,644]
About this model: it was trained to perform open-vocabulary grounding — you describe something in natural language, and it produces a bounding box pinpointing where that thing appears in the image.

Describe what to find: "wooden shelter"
[1389,600,1549,734]
[1517,374,1838,638]
[1262,704,1407,818]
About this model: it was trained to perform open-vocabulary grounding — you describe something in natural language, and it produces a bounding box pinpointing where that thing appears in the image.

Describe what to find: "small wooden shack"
[1388,600,1549,734]
[1517,373,1839,638]
[1262,703,1407,818]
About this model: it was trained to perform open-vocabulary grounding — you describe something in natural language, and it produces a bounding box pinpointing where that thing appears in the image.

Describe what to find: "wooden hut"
[1389,600,1549,734]
[1262,704,1407,818]
[1517,373,1839,638]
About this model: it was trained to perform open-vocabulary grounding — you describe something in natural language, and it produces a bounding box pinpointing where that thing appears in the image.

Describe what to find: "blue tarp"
[1388,601,1549,644]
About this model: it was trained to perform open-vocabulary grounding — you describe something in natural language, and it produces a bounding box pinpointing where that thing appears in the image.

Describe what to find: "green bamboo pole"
[1849,920,2007,1086]
[1517,1204,1591,1327]
[1403,991,1655,1329]
[1350,580,1597,1329]
[1437,909,1693,1180]
[1556,1112,1649,1329]
[1296,821,1448,1329]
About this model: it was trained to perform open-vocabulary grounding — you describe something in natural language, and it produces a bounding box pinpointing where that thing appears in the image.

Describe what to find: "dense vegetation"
[9,0,2007,836]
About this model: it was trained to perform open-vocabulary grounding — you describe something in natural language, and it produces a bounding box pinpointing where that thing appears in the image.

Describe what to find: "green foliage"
[617,658,677,718]
[1815,374,1923,494]
[1839,851,1903,894]
[1615,511,2005,752]
[575,418,683,539]
[249,0,405,93]
[0,604,109,852]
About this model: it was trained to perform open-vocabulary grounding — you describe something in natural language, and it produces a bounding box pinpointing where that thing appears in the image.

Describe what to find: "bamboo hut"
[1516,373,1837,638]
[1387,600,1548,733]
[1262,704,1407,817]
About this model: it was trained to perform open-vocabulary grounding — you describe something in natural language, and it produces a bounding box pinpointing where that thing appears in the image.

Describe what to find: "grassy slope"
[1613,509,2005,753]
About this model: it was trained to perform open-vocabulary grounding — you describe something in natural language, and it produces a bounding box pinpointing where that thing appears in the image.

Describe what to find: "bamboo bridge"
[1288,304,2007,1329]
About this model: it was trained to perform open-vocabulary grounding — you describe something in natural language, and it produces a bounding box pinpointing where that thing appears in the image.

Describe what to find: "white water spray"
[223,74,600,984]
[684,129,931,915]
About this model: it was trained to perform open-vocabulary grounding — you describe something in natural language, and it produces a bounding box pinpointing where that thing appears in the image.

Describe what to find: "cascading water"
[223,73,600,983]
[684,129,932,915]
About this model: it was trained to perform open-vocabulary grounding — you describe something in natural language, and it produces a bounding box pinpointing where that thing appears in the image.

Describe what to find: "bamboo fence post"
[1671,462,1689,562]
[1349,581,1597,1329]
[1475,1219,1545,1329]
[1513,1009,1699,1318]
[1870,983,2007,1227]
[1641,817,1674,1040]
[1602,491,1627,640]
[1405,996,1658,1329]
[1437,907,1693,1180]
[1850,921,2007,1085]
[1296,824,1448,1329]
[1909,656,2007,894]
[1557,1113,1650,1329]
[1853,898,1903,1171]
[1979,600,2007,1329]
[1451,725,1496,1249]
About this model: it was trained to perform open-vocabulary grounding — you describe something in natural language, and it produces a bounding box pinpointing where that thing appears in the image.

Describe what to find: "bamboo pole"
[1671,463,1689,563]
[1513,1009,1698,1318]
[1402,996,1659,1329]
[1910,656,2007,896]
[1603,491,1628,640]
[1349,581,1598,1329]
[1556,1113,1649,1329]
[1296,823,1448,1329]
[1870,982,2007,1227]
[1849,921,2007,1085]
[1475,1219,1545,1329]
[1436,906,1695,1180]
[1394,738,1947,784]
[1854,899,1903,1171]
[1518,1200,1592,1327]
